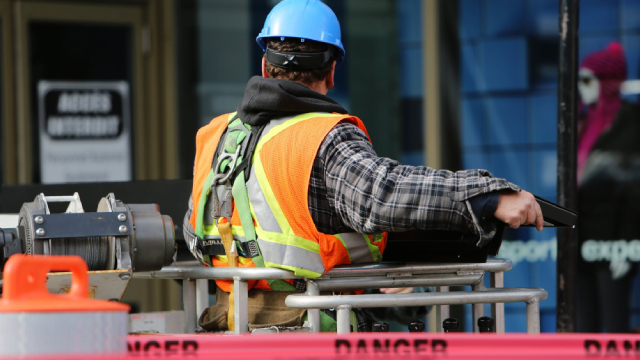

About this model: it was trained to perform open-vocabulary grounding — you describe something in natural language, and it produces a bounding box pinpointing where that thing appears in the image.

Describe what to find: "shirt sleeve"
[322,122,520,245]
[468,192,500,221]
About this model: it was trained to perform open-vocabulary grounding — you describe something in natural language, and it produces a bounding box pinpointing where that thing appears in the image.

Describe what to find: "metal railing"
[286,288,547,334]
[134,259,546,334]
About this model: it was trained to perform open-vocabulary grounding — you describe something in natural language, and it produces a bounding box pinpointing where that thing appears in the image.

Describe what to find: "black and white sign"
[38,81,132,183]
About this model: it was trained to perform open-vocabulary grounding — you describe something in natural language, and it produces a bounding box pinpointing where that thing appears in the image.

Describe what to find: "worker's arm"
[320,122,526,243]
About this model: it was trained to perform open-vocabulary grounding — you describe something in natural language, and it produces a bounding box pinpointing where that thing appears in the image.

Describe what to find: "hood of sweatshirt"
[236,76,348,126]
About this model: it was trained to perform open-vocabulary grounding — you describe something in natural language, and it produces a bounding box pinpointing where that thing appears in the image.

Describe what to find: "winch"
[0,192,175,272]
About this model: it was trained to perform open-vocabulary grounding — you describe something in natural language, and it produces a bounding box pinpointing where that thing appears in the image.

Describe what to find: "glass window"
[457,0,560,333]
[177,0,403,178]
[29,22,133,183]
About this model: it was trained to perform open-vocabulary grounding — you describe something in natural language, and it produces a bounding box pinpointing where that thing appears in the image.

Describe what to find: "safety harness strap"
[195,169,215,239]
[201,117,296,292]
[218,221,237,331]
[231,170,256,242]
[233,169,297,291]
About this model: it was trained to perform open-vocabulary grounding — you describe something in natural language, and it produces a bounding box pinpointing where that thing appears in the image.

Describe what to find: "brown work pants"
[199,286,306,331]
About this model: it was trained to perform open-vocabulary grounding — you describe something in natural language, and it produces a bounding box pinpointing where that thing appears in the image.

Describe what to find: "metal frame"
[134,259,541,334]
[285,288,547,334]
[135,265,303,334]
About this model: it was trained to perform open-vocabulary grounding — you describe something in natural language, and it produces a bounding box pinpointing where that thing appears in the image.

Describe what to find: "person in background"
[577,41,640,333]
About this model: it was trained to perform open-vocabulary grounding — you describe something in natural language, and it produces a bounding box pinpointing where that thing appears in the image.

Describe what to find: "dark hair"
[264,39,335,85]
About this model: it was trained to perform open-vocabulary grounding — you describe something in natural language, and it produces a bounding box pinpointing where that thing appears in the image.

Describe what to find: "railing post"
[472,281,486,333]
[196,279,209,327]
[435,286,449,332]
[336,305,352,334]
[526,299,541,334]
[491,272,505,333]
[306,280,321,333]
[234,277,249,334]
[182,278,198,333]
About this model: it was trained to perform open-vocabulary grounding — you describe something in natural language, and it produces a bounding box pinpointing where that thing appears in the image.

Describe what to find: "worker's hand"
[493,190,544,231]
[380,287,413,294]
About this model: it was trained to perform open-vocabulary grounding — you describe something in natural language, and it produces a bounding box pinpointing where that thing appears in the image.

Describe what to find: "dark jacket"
[579,102,640,242]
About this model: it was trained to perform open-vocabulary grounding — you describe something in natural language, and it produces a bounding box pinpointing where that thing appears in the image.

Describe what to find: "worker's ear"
[326,60,336,90]
[262,56,269,78]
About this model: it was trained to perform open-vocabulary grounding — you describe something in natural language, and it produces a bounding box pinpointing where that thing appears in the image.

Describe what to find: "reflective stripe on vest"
[197,112,387,280]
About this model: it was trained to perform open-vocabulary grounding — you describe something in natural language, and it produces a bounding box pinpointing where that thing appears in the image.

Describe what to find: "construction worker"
[183,0,543,332]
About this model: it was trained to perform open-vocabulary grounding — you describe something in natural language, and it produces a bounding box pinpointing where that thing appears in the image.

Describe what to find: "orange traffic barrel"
[0,255,130,357]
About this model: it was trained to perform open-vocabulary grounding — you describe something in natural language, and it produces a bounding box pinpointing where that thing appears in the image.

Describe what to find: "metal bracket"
[33,212,130,239]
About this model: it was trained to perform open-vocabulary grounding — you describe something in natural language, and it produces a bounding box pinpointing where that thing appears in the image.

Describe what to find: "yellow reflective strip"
[215,254,253,264]
[364,234,383,263]
[333,234,351,262]
[252,152,293,233]
[248,198,260,228]
[254,112,343,154]
[264,261,322,278]
[203,224,245,236]
[206,223,321,258]
[255,227,320,254]
[227,112,237,122]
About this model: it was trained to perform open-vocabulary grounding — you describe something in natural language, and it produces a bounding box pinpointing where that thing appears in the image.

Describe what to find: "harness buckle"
[208,178,232,219]
[213,146,242,185]
[211,184,233,227]
[206,120,256,262]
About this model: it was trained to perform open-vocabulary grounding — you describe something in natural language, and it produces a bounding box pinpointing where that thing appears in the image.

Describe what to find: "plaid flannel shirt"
[183,121,520,256]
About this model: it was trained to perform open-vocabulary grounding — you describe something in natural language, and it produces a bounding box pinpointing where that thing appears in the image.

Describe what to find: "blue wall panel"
[489,150,530,191]
[480,38,528,92]
[579,36,620,63]
[532,259,557,310]
[484,0,528,37]
[400,48,423,98]
[540,309,556,332]
[622,34,640,81]
[531,95,557,145]
[397,0,421,44]
[463,151,490,171]
[397,1,424,170]
[532,150,557,199]
[462,44,482,93]
[528,0,560,36]
[579,0,620,34]
[459,0,482,40]
[486,96,528,146]
[401,151,423,167]
[461,98,486,147]
[622,0,640,31]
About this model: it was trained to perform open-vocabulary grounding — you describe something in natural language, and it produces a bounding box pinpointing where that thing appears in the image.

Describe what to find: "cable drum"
[2,192,175,272]
[48,236,110,271]
[18,203,36,255]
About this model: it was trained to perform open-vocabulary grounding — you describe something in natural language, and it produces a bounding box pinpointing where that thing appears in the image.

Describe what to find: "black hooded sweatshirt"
[236,76,347,126]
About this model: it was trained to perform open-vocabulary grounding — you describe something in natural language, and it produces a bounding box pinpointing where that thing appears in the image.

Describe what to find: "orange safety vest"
[190,112,387,292]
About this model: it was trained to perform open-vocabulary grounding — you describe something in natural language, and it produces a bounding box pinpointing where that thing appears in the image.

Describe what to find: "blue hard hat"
[256,0,345,67]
